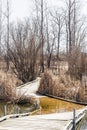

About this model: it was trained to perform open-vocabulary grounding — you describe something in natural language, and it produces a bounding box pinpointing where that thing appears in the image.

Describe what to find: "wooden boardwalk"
[0,115,68,130]
[17,77,41,98]
[0,78,86,130]
[0,109,86,130]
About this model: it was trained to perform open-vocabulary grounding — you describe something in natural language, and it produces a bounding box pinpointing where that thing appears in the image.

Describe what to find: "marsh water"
[0,101,34,117]
[39,97,87,129]
[37,97,84,114]
[0,97,85,117]
[0,96,86,129]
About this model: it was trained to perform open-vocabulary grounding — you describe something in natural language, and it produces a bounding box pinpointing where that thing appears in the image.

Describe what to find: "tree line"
[0,0,87,83]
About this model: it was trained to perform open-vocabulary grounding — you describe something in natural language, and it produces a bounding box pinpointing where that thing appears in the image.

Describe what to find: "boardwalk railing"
[0,108,40,122]
[0,104,36,117]
[0,104,41,123]
[0,77,41,122]
[64,107,87,130]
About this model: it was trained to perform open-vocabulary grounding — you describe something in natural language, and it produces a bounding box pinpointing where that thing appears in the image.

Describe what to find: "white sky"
[3,0,87,22]
[10,0,63,21]
[11,0,31,21]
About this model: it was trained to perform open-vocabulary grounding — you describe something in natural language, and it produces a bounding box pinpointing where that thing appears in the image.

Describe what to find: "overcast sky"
[10,0,63,21]
[3,0,87,22]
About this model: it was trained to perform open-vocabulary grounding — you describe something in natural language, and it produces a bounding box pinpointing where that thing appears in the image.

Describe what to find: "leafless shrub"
[8,22,40,83]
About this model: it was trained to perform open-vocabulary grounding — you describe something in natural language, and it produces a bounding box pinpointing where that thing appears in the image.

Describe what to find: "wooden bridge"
[0,108,86,130]
[0,78,86,130]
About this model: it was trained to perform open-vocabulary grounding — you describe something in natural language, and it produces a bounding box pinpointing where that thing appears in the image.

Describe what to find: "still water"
[0,96,86,129]
[0,96,85,116]
[39,97,87,129]
[0,101,34,117]
[0,97,84,116]
[38,97,84,114]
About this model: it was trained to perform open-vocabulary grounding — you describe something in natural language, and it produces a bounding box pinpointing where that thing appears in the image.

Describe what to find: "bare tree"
[46,21,56,68]
[51,11,63,58]
[6,0,10,70]
[64,0,78,53]
[3,0,11,71]
[50,10,64,74]
[40,0,44,72]
[8,20,42,83]
[33,0,45,73]
[0,0,2,58]
[64,0,87,79]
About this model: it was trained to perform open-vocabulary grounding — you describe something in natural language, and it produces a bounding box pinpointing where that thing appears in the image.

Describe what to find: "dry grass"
[0,70,23,101]
[0,65,37,105]
[38,72,53,95]
[77,87,87,102]
[38,71,86,103]
[16,95,36,105]
[0,61,36,105]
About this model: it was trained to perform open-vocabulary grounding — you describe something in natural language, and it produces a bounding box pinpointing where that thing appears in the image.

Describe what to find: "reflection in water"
[0,101,33,117]
[0,97,85,117]
[39,97,85,114]
[0,97,86,129]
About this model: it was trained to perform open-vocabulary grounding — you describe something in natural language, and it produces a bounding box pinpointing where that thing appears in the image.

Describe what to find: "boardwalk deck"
[0,115,68,130]
[0,109,86,130]
[17,77,41,98]
[0,78,86,130]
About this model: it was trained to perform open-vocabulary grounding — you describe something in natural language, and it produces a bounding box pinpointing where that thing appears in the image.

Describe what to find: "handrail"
[0,108,40,122]
[64,108,87,130]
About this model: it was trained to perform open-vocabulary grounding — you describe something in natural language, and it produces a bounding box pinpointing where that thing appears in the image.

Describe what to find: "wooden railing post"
[4,105,7,116]
[73,109,76,130]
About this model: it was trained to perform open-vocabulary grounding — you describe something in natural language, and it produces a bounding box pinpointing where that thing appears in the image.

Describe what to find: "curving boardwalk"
[0,78,86,130]
[0,114,68,130]
[17,77,41,98]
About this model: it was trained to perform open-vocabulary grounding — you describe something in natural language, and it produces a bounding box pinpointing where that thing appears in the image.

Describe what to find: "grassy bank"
[38,72,87,103]
[0,70,35,106]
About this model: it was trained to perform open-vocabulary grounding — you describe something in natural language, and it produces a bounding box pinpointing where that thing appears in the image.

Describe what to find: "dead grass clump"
[38,72,53,95]
[0,78,16,101]
[0,82,16,101]
[0,70,23,101]
[17,95,34,105]
[77,87,86,102]
[38,71,86,103]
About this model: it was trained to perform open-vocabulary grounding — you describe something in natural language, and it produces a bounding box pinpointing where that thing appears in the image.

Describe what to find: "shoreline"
[38,92,87,106]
